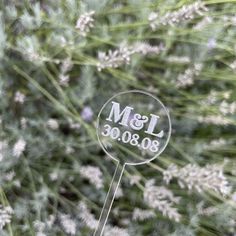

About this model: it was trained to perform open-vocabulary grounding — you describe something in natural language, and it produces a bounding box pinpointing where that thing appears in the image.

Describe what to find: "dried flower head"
[59,74,70,87]
[132,42,165,55]
[200,90,218,105]
[76,11,95,36]
[68,118,80,130]
[166,55,191,64]
[47,119,59,130]
[49,170,59,181]
[198,115,231,125]
[163,164,231,196]
[13,138,26,158]
[58,58,73,87]
[0,205,14,230]
[219,100,236,115]
[97,42,165,71]
[176,63,203,88]
[132,208,155,221]
[78,202,98,230]
[61,58,73,74]
[203,138,227,150]
[149,1,208,30]
[97,45,131,71]
[79,165,104,189]
[104,225,129,236]
[14,91,25,104]
[65,146,75,155]
[143,180,181,222]
[33,220,46,235]
[197,204,218,216]
[129,175,141,186]
[20,117,28,129]
[4,171,15,182]
[59,214,76,235]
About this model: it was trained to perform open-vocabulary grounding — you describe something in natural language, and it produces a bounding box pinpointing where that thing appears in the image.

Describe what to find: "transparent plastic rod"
[93,162,125,236]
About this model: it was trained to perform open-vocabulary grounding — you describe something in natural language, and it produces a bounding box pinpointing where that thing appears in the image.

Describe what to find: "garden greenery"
[0,0,236,235]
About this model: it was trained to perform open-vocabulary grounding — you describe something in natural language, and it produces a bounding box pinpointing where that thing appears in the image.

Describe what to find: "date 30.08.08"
[101,124,160,153]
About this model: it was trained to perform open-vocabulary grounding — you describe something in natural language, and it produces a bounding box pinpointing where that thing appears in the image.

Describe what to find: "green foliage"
[0,0,236,235]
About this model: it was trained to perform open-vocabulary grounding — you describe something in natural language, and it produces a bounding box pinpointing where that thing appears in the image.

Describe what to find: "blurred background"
[0,0,236,235]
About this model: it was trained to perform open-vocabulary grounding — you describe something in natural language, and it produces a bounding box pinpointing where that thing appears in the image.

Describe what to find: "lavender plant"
[0,0,236,235]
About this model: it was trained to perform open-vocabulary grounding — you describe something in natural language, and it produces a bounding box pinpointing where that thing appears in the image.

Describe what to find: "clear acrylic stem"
[93,162,125,236]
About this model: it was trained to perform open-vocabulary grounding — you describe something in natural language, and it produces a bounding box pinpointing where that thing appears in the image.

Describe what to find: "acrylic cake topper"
[94,90,171,236]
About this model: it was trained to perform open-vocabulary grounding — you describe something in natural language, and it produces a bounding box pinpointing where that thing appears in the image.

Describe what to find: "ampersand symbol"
[129,114,149,130]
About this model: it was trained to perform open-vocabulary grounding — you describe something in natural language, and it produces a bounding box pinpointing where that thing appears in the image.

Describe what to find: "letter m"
[106,101,133,127]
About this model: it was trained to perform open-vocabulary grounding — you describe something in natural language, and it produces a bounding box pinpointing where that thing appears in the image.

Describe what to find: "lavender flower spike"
[163,164,231,196]
[97,42,165,71]
[76,11,95,36]
[149,1,208,30]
